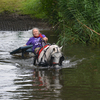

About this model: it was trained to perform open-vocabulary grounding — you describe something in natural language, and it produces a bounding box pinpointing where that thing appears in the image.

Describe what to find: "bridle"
[36,45,64,67]
[51,54,64,66]
[50,47,64,66]
[38,45,50,66]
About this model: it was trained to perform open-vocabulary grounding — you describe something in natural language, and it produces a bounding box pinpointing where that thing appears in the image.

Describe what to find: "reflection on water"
[0,64,18,100]
[0,30,63,100]
[1,30,100,100]
[12,69,63,100]
[0,63,63,100]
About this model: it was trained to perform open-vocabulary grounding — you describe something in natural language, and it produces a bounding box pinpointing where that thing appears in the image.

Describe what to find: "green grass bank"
[0,0,44,18]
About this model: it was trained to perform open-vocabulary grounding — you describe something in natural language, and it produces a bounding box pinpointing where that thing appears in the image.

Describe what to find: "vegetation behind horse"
[1,0,100,45]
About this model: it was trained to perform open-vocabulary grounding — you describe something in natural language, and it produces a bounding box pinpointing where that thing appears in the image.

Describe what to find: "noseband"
[51,55,64,66]
[50,47,64,66]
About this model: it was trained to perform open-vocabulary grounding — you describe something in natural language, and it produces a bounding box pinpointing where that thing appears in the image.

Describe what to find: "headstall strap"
[36,45,64,66]
[39,45,50,65]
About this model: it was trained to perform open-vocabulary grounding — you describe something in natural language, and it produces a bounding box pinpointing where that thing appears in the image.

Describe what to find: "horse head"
[50,45,64,69]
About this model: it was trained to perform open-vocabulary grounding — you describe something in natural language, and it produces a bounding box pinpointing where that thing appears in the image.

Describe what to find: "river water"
[0,30,100,100]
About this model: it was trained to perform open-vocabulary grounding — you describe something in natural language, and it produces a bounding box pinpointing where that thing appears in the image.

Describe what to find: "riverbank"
[0,14,51,31]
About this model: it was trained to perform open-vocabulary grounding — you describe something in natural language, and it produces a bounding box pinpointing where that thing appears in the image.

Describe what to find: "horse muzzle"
[52,62,61,69]
[54,64,61,69]
[50,55,64,67]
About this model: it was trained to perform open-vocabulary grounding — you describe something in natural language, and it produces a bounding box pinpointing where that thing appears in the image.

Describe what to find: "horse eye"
[53,48,55,51]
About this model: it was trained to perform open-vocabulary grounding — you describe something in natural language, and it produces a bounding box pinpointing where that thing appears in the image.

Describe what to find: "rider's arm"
[25,37,32,45]
[42,37,48,43]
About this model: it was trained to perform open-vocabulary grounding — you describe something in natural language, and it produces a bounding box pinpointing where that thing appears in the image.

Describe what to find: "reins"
[38,45,50,66]
[50,47,62,66]
[35,45,64,67]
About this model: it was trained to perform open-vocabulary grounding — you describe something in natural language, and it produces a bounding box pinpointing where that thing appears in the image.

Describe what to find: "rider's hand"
[42,37,48,43]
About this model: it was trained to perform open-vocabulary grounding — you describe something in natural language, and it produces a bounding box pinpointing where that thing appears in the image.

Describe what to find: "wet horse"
[34,44,64,69]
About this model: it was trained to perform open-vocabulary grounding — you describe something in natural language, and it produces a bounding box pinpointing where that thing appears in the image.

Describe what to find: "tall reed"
[40,0,100,45]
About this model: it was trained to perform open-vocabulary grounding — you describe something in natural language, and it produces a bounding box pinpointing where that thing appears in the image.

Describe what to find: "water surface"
[0,30,100,100]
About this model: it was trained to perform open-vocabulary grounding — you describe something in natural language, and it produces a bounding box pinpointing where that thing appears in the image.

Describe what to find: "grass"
[0,0,44,18]
[20,0,45,18]
[0,0,22,13]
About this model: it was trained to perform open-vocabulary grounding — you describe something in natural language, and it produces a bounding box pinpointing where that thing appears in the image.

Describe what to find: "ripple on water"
[0,30,85,100]
[10,69,63,100]
[0,64,18,100]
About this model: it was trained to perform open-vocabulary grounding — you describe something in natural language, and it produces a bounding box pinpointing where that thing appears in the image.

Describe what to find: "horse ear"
[60,46,63,50]
[52,43,55,45]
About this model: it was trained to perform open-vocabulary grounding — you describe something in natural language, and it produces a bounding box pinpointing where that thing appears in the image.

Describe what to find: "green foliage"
[0,0,22,13]
[40,0,59,24]
[0,0,100,45]
[58,0,100,45]
[20,0,45,18]
[40,0,100,45]
[0,0,45,18]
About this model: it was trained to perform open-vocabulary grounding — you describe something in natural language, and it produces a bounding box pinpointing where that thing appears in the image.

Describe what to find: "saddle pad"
[38,45,49,57]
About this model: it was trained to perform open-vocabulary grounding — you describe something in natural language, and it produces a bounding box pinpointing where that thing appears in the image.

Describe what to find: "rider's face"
[33,29,39,36]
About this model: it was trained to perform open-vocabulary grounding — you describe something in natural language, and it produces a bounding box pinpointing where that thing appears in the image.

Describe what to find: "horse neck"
[46,46,52,56]
[40,45,60,59]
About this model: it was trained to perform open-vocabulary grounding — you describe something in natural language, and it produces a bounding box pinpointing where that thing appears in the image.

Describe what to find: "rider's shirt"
[26,34,46,52]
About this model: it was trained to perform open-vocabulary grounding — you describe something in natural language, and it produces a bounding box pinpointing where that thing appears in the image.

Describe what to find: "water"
[0,30,100,100]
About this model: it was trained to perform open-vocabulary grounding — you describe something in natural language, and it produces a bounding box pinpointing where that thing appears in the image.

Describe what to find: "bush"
[40,0,59,24]
[40,0,100,45]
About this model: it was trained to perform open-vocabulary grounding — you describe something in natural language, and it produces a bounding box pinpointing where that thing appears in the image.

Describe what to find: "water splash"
[62,58,85,68]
